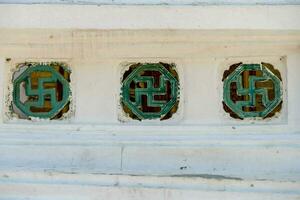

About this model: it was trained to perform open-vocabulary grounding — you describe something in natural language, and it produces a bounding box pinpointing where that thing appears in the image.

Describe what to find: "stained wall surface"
[0,4,299,200]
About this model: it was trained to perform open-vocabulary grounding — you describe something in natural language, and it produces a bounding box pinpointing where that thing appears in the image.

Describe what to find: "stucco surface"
[0,4,299,200]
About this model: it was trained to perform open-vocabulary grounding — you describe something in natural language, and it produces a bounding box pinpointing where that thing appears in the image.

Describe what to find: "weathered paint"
[0,5,300,29]
[0,4,299,200]
[1,171,300,200]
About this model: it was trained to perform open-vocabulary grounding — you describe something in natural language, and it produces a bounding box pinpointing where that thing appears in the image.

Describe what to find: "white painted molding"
[1,131,300,181]
[0,4,299,199]
[0,171,299,200]
[0,29,299,184]
[0,5,300,29]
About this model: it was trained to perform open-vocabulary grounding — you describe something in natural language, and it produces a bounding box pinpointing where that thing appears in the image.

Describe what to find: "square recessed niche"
[219,57,287,123]
[119,62,182,122]
[5,60,74,121]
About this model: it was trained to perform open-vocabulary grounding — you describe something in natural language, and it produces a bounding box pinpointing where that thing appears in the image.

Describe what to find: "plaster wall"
[0,5,299,200]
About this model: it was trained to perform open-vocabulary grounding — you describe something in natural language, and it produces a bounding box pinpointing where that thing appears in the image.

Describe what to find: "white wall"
[0,5,299,200]
[1,5,300,29]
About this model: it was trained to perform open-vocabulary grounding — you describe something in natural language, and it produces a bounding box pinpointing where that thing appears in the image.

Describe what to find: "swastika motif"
[12,63,71,119]
[223,63,282,119]
[121,63,179,120]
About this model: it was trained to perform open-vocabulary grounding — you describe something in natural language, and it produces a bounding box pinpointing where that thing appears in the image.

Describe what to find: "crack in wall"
[120,145,124,171]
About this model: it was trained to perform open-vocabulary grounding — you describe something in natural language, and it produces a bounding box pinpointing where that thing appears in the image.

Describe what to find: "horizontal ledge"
[0,130,299,146]
[1,30,300,44]
[0,123,299,135]
[0,171,299,195]
[0,5,299,29]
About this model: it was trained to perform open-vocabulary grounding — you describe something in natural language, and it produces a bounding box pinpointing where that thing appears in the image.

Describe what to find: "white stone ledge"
[0,171,299,200]
[0,5,300,29]
[0,131,299,182]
